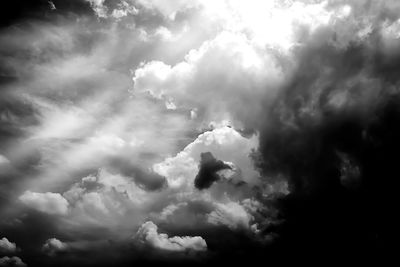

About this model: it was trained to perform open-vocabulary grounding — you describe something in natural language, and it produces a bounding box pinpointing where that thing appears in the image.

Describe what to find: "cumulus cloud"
[19,191,69,215]
[111,0,139,19]
[207,201,252,230]
[85,0,108,18]
[62,169,158,228]
[135,221,207,252]
[42,238,68,256]
[0,238,17,254]
[0,257,26,267]
[133,31,283,128]
[153,126,259,189]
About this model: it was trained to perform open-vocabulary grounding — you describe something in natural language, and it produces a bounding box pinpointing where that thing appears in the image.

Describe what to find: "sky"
[0,0,398,266]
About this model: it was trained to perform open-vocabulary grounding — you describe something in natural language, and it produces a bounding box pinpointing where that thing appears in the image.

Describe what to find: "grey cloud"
[19,191,69,215]
[0,155,10,166]
[207,201,252,230]
[42,238,68,256]
[0,238,17,254]
[134,221,207,252]
[0,257,26,267]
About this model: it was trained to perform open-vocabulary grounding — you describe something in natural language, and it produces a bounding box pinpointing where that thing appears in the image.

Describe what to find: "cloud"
[3,0,400,264]
[0,155,9,165]
[337,151,361,189]
[136,0,199,20]
[42,238,68,256]
[153,126,259,189]
[0,238,17,254]
[135,221,207,252]
[194,152,232,190]
[240,0,400,258]
[149,199,213,230]
[19,191,69,215]
[48,1,56,11]
[133,31,283,129]
[62,169,156,228]
[0,155,11,176]
[0,257,26,267]
[85,0,107,18]
[156,202,188,221]
[207,201,252,230]
[111,1,139,19]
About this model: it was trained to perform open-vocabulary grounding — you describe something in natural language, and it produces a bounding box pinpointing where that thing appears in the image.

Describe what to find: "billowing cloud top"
[134,221,207,252]
[0,0,398,266]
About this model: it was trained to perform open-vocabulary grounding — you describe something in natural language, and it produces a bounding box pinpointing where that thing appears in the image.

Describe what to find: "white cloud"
[29,100,96,140]
[111,9,127,19]
[136,0,200,20]
[0,257,26,267]
[111,1,139,19]
[153,126,259,189]
[133,31,283,128]
[85,0,108,18]
[42,238,68,256]
[19,191,69,215]
[135,221,207,252]
[131,0,382,130]
[87,132,126,153]
[157,203,188,221]
[62,169,154,229]
[207,201,252,230]
[0,238,17,254]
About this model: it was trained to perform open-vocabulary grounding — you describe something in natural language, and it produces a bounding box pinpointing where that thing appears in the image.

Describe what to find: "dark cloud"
[194,152,232,190]
[0,92,39,146]
[252,25,399,261]
[0,0,93,28]
[0,256,26,267]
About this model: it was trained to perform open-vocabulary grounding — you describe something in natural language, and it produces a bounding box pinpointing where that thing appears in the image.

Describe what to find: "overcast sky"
[0,0,398,266]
